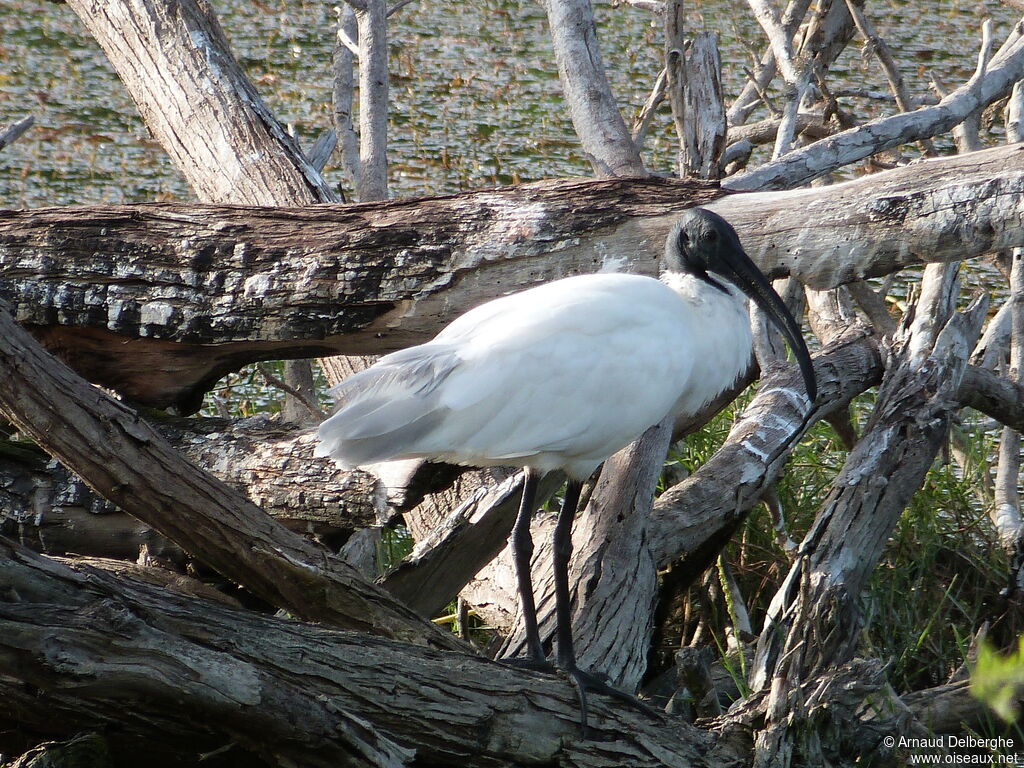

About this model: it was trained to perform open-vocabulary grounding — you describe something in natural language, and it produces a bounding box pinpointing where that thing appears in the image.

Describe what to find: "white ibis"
[315,207,817,725]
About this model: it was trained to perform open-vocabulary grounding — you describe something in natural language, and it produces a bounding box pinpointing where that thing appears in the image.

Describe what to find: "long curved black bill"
[719,244,817,404]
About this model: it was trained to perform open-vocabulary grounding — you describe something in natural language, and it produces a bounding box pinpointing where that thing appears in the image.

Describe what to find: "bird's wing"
[316,273,694,469]
[315,344,461,466]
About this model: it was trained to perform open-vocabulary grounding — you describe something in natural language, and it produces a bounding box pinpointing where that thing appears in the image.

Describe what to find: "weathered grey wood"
[726,25,1024,190]
[992,246,1024,549]
[351,0,390,200]
[65,0,334,206]
[0,177,722,410]
[727,113,831,147]
[726,0,812,125]
[708,143,1024,288]
[747,268,987,766]
[333,5,363,194]
[682,33,727,179]
[959,364,1024,431]
[0,539,711,768]
[543,0,647,177]
[380,470,563,619]
[664,0,686,173]
[0,305,461,650]
[745,0,813,158]
[0,116,33,153]
[842,0,937,157]
[649,329,883,571]
[4,146,1024,410]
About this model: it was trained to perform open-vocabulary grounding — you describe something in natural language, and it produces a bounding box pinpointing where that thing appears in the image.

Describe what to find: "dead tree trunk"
[748,267,988,765]
[65,0,334,207]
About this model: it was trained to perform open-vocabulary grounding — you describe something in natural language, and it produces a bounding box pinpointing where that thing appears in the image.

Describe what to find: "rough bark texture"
[959,364,1024,431]
[747,268,988,766]
[543,0,647,177]
[4,146,1024,410]
[682,32,727,179]
[2,415,384,562]
[0,306,461,649]
[0,178,718,411]
[380,470,564,619]
[0,539,712,768]
[650,331,883,571]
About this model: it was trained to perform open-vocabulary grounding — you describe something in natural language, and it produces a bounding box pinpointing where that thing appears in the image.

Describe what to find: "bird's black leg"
[552,479,662,734]
[509,467,546,664]
[552,478,582,671]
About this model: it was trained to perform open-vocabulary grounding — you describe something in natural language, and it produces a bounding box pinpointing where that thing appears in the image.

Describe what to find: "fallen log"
[0,538,711,768]
[0,305,461,649]
[2,416,383,562]
[2,146,1024,410]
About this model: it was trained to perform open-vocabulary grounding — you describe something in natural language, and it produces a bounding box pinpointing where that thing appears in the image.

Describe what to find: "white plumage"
[315,271,752,480]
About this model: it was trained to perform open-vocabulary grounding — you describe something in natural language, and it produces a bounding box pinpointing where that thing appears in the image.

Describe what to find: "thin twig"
[632,67,668,146]
[336,24,360,58]
[842,0,937,156]
[256,363,327,420]
[386,0,417,17]
[0,115,34,152]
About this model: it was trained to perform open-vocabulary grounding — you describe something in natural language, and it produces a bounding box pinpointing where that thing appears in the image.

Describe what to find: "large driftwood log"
[0,539,711,768]
[0,306,461,650]
[0,178,716,411]
[3,146,1024,410]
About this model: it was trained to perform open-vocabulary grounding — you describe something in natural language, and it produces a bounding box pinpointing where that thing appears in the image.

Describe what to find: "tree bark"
[747,268,988,766]
[543,0,647,177]
[65,0,334,206]
[3,146,1024,410]
[0,539,711,768]
[2,417,382,562]
[682,33,727,178]
[725,22,1024,189]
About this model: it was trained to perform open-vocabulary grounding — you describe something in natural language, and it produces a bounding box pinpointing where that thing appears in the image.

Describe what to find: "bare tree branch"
[543,0,647,176]
[727,22,1024,190]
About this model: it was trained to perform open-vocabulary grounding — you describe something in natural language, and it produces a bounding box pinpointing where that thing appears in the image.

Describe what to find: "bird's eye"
[706,229,718,242]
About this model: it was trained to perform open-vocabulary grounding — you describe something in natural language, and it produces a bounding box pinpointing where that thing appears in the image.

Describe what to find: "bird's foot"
[558,663,662,738]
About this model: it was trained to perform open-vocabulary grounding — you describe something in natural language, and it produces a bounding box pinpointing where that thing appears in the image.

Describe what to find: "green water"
[0,0,1016,207]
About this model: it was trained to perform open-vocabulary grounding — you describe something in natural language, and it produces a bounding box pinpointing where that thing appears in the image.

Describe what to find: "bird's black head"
[665,207,818,403]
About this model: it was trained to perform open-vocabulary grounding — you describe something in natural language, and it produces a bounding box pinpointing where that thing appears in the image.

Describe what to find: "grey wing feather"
[315,344,460,467]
